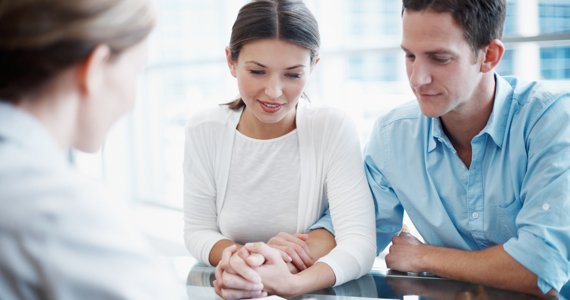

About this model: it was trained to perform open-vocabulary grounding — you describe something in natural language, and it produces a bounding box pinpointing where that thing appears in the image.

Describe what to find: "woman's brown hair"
[225,0,320,110]
[0,0,155,102]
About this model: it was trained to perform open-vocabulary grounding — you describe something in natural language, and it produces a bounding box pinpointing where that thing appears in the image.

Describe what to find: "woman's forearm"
[210,239,243,266]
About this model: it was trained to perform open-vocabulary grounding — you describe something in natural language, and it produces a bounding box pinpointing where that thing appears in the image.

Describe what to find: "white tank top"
[219,129,300,244]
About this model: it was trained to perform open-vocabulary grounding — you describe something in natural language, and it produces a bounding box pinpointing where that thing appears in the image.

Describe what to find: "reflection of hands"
[267,232,314,272]
[386,276,475,300]
[214,245,266,299]
[385,231,425,273]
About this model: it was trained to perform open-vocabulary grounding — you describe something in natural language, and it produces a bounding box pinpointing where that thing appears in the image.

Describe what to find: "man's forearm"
[305,228,336,261]
[418,244,555,296]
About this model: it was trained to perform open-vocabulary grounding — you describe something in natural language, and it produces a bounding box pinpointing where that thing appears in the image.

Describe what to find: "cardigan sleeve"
[183,118,227,266]
[315,111,377,286]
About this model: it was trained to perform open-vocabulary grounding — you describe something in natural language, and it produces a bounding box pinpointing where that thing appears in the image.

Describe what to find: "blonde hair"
[0,0,155,102]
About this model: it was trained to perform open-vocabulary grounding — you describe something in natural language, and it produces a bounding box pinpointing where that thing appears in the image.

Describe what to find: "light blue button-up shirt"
[310,75,570,293]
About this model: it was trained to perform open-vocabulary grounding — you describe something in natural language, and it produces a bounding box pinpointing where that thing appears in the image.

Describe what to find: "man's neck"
[440,74,496,168]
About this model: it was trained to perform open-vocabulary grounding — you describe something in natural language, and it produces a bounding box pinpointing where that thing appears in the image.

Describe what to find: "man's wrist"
[416,244,433,273]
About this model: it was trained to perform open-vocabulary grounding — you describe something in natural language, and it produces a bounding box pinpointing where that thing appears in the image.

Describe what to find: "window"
[78,0,570,210]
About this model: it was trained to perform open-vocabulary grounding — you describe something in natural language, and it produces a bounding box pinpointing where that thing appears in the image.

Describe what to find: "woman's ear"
[480,39,505,73]
[78,44,112,96]
[310,56,320,74]
[225,46,237,78]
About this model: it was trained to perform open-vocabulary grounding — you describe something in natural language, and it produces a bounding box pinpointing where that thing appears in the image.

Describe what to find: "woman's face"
[227,39,315,127]
[74,39,148,152]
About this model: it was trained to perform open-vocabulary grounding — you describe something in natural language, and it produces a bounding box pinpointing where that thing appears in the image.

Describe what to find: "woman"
[183,0,376,298]
[0,0,184,298]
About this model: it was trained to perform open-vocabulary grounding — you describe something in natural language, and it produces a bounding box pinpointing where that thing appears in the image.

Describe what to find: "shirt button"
[438,138,443,143]
[472,212,479,218]
[543,204,550,210]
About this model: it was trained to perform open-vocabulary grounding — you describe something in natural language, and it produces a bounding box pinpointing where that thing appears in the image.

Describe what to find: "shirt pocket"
[495,198,522,241]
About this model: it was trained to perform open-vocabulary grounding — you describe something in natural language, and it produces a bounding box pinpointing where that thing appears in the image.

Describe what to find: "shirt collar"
[483,73,512,148]
[0,101,67,166]
[428,73,512,152]
[428,117,454,153]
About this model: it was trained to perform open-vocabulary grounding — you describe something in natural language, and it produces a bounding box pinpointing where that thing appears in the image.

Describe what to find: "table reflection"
[186,263,569,300]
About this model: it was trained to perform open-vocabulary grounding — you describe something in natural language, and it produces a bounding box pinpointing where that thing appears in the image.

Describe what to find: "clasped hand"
[385,231,426,274]
[214,232,313,299]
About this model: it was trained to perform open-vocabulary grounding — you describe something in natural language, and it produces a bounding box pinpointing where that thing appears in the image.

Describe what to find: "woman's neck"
[237,106,297,140]
[16,71,80,150]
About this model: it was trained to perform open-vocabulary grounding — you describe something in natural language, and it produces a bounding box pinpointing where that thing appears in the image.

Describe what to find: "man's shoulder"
[375,100,423,129]
[503,76,570,108]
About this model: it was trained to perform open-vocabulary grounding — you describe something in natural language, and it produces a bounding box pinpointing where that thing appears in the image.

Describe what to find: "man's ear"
[480,39,505,73]
[225,47,237,78]
[78,44,111,95]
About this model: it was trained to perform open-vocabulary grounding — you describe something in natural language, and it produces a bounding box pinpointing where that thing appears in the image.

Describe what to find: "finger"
[229,250,262,283]
[245,253,266,267]
[219,245,239,274]
[293,233,309,241]
[282,245,308,271]
[282,233,313,261]
[214,280,223,298]
[280,239,313,268]
[221,271,263,291]
[221,287,264,300]
[215,264,224,288]
[245,242,283,264]
[275,249,293,264]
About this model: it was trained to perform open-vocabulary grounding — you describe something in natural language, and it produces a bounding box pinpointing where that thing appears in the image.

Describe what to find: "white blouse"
[219,129,300,244]
[183,99,376,286]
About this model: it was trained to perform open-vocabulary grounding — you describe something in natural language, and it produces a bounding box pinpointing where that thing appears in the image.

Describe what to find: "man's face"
[401,10,484,119]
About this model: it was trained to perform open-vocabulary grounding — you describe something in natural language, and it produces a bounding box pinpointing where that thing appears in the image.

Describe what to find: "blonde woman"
[183,0,377,298]
[0,0,184,298]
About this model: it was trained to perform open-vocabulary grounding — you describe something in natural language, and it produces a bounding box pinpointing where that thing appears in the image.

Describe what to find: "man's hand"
[214,245,266,299]
[385,231,426,273]
[267,232,314,272]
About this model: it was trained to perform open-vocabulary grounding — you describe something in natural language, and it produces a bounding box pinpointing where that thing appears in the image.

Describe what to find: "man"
[346,0,569,296]
[214,0,570,297]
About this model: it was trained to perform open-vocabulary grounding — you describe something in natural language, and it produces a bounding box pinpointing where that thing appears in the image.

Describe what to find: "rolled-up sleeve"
[503,95,570,293]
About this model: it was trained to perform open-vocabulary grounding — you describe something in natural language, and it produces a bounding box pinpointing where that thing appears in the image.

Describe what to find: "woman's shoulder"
[185,104,240,131]
[301,102,350,127]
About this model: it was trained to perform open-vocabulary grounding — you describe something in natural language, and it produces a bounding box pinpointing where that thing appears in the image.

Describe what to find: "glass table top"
[183,258,570,300]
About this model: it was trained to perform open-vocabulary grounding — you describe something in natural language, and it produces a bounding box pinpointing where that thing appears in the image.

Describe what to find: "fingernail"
[287,256,292,262]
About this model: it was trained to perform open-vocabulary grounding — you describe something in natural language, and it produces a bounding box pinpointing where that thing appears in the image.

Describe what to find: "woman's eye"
[249,70,264,75]
[286,73,301,79]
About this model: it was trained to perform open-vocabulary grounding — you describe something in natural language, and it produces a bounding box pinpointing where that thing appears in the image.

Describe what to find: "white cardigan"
[183,99,376,285]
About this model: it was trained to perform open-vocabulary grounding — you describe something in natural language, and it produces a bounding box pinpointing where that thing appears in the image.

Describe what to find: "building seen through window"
[73,0,570,209]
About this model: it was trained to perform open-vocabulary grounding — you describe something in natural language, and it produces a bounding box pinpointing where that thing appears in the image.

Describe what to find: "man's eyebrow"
[400,46,456,56]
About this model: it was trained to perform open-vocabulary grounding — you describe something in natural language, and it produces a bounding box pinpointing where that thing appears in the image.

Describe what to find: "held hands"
[267,232,314,272]
[385,231,426,274]
[214,243,298,299]
[214,245,266,299]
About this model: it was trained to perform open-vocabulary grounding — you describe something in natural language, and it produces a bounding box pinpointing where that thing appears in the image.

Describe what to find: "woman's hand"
[245,242,299,297]
[267,232,314,272]
[214,245,267,299]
